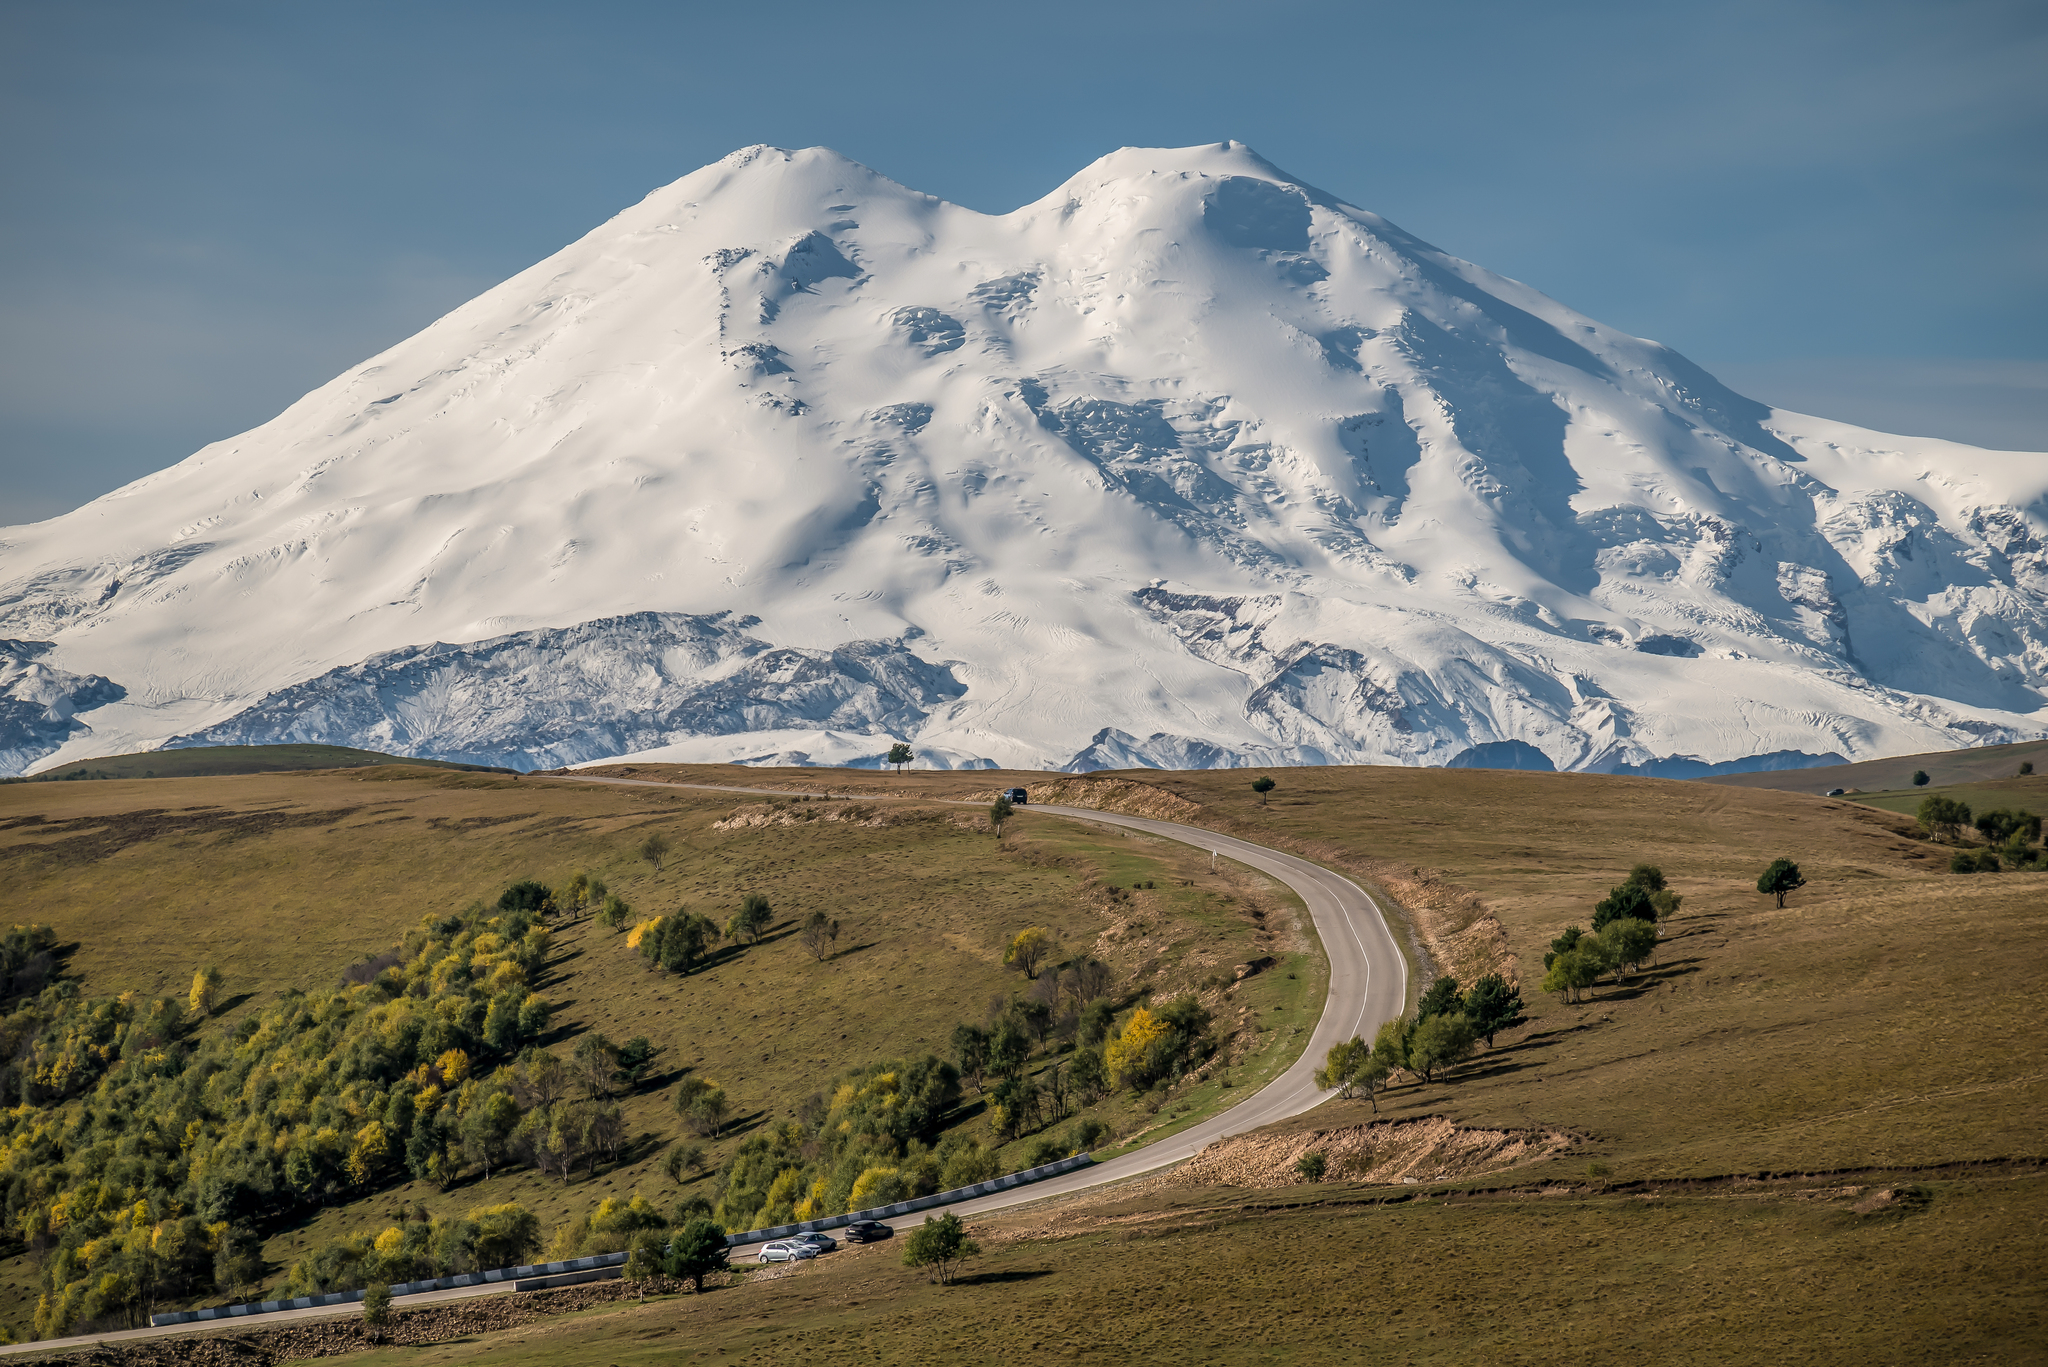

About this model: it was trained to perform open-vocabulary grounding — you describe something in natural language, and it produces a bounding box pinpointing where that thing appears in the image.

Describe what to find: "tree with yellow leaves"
[1104,1006,1167,1090]
[187,965,223,1018]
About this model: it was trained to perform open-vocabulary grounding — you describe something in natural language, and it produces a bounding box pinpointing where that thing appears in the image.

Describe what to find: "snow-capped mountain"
[4,142,2045,775]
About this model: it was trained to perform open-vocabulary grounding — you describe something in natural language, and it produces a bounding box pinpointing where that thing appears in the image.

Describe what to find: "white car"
[757,1239,819,1263]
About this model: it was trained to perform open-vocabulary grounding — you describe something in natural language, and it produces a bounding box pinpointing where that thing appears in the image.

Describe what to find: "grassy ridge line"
[16,744,514,781]
[1699,736,2048,793]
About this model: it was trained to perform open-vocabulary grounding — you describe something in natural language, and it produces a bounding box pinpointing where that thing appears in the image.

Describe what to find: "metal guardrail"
[149,1152,1094,1327]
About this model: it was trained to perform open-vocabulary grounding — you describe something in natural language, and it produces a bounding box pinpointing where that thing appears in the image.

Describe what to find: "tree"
[598,893,631,930]
[187,965,223,1018]
[498,880,552,916]
[887,742,914,774]
[623,1232,663,1302]
[903,1212,979,1285]
[573,1034,620,1101]
[1916,796,1972,843]
[2021,761,2035,776]
[1591,882,1655,931]
[1463,973,1524,1047]
[1406,1012,1477,1083]
[990,796,1013,837]
[1975,808,2041,845]
[1540,948,1601,1005]
[656,912,721,973]
[616,1036,658,1090]
[1003,927,1055,978]
[459,1092,521,1180]
[1104,1007,1168,1090]
[1911,770,1931,787]
[664,1142,706,1186]
[1313,1036,1373,1098]
[639,832,672,872]
[1294,1151,1328,1182]
[1599,916,1659,981]
[1756,858,1807,908]
[1371,1017,1410,1077]
[1251,776,1276,806]
[1623,864,1666,892]
[665,1218,730,1292]
[799,910,841,962]
[986,1016,1032,1079]
[725,893,773,945]
[951,1023,990,1093]
[684,1089,728,1139]
[361,1282,392,1341]
[1415,976,1462,1021]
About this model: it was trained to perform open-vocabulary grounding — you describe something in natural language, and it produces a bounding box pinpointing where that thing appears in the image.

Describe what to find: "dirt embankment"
[42,1278,700,1366]
[970,778,1208,823]
[1150,1115,1575,1190]
[711,800,936,831]
[988,776,1515,988]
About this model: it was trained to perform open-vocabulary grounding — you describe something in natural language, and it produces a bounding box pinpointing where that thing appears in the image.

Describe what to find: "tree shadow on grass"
[954,1268,1054,1287]
[713,1109,771,1142]
[825,942,879,963]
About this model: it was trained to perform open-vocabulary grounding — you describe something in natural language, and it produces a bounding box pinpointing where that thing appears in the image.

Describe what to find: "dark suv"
[1003,788,1029,805]
[844,1220,893,1243]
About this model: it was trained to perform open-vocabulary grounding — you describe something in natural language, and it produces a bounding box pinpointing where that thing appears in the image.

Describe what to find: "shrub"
[1294,1151,1328,1182]
[904,1213,979,1284]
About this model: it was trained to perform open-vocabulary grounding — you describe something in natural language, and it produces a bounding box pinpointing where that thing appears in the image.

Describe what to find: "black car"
[1003,788,1029,805]
[843,1220,893,1243]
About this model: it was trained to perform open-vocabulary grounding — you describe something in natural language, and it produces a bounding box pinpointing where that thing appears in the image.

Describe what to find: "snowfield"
[3,142,2044,775]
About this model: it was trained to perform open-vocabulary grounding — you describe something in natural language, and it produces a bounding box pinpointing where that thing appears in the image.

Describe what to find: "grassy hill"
[370,759,2044,1365]
[9,759,2043,1360]
[0,767,1320,1332]
[1696,736,2048,794]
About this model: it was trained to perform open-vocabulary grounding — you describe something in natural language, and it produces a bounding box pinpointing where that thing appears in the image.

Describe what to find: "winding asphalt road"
[0,785,1405,1355]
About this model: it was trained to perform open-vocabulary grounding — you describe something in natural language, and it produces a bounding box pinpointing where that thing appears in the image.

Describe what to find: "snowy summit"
[3,142,2045,776]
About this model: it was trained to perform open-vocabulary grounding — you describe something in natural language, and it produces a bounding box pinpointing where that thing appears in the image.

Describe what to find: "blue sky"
[3,0,2043,522]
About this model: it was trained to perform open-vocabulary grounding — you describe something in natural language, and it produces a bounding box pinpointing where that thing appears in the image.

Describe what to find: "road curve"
[0,787,1405,1354]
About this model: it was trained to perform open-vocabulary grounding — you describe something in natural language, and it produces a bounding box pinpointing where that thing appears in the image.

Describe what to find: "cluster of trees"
[1919,798,2044,872]
[1315,972,1523,1106]
[705,1055,986,1234]
[1539,865,1678,1003]
[625,894,783,975]
[281,1201,543,1297]
[953,932,1212,1141]
[0,891,579,1337]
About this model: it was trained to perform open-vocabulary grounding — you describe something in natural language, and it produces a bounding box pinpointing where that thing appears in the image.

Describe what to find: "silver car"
[793,1231,837,1253]
[757,1238,819,1263]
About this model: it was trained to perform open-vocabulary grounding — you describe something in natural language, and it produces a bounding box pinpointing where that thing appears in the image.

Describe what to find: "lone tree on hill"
[2021,761,2035,776]
[888,742,914,774]
[1252,775,1276,806]
[1004,926,1056,978]
[1756,858,1807,908]
[799,910,841,961]
[639,832,671,873]
[1911,770,1931,787]
[726,893,773,945]
[990,795,1013,836]
[187,965,223,1018]
[904,1212,979,1285]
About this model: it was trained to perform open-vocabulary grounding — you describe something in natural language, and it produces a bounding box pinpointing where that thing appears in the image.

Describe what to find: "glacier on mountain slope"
[1,141,2044,777]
